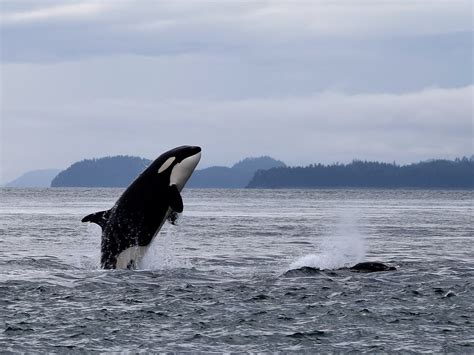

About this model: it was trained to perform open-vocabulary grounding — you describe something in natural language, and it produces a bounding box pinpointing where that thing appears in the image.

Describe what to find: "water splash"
[139,224,192,270]
[75,219,191,271]
[75,224,102,270]
[290,210,366,270]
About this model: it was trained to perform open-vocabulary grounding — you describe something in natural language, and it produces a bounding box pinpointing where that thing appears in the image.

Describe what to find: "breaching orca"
[82,146,201,269]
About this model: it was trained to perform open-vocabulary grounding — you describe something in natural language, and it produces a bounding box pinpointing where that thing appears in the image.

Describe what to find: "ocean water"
[0,188,473,352]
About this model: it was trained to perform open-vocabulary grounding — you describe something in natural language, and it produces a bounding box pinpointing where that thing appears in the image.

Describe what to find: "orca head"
[156,145,201,191]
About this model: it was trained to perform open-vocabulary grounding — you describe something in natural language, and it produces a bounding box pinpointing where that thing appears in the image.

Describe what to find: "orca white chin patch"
[170,152,201,191]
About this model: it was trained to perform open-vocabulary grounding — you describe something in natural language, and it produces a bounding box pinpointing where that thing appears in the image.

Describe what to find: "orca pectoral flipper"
[81,209,111,229]
[168,185,183,213]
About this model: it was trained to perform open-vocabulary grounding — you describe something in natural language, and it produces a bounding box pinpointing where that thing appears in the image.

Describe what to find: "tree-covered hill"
[247,157,474,189]
[51,156,151,187]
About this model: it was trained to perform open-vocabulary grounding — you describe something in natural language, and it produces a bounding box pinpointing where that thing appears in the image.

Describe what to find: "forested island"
[51,156,151,187]
[247,157,474,189]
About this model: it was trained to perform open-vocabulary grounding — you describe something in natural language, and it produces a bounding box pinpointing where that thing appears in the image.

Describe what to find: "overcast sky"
[1,0,472,183]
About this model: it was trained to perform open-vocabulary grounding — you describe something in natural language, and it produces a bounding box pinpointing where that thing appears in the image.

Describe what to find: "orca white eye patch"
[158,157,175,173]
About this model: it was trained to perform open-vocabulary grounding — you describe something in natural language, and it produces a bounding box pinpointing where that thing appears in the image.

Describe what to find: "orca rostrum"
[82,146,201,269]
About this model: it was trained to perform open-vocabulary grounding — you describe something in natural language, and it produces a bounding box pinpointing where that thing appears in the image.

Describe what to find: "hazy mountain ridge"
[187,156,286,188]
[3,169,62,188]
[247,157,474,188]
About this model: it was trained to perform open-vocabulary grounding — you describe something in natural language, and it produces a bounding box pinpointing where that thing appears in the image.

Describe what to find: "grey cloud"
[0,1,472,182]
[2,86,471,182]
[1,1,472,62]
[1,2,472,95]
[2,1,471,34]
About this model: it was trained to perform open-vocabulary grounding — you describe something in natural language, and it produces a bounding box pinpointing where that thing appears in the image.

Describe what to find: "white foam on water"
[290,210,366,270]
[139,224,192,270]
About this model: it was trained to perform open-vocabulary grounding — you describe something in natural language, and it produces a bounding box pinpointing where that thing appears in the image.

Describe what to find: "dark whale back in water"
[284,262,396,277]
[350,262,396,273]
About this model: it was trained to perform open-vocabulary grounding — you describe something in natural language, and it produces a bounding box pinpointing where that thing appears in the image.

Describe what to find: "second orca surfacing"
[283,262,397,277]
[82,146,201,269]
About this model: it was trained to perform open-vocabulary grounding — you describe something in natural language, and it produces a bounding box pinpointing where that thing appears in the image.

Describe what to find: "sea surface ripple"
[0,188,473,352]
